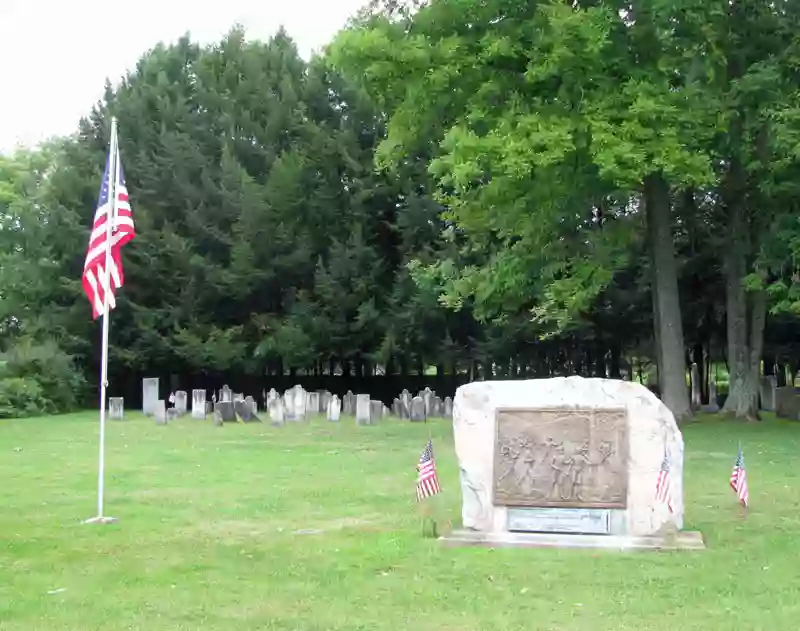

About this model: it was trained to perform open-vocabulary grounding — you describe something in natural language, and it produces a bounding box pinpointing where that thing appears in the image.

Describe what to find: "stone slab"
[453,377,685,537]
[439,529,705,551]
[506,507,612,535]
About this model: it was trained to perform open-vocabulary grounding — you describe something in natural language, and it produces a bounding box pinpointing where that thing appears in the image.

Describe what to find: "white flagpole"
[85,116,119,525]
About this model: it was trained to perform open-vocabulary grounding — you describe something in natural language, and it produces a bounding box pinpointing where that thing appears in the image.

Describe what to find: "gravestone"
[444,396,453,419]
[192,389,206,419]
[344,391,356,416]
[221,385,233,403]
[205,401,213,415]
[392,398,402,418]
[142,378,159,416]
[154,400,167,425]
[293,385,307,421]
[216,401,237,423]
[431,396,443,418]
[268,397,285,425]
[307,392,320,416]
[441,377,704,550]
[245,395,257,414]
[235,399,260,423]
[760,376,777,412]
[327,395,341,422]
[356,394,371,425]
[410,396,426,422]
[400,389,411,413]
[174,390,188,415]
[320,390,331,414]
[700,380,720,413]
[775,387,800,420]
[109,397,124,420]
[370,400,383,422]
[690,363,702,408]
[422,387,433,416]
[212,409,224,426]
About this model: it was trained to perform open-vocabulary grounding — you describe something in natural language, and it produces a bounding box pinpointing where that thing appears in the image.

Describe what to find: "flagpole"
[85,116,119,525]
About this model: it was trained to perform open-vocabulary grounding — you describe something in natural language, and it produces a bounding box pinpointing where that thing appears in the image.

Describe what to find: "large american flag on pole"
[730,444,749,507]
[82,135,135,319]
[416,439,441,501]
[655,448,674,512]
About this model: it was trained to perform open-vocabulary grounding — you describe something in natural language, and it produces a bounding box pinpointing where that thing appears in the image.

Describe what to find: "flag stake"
[84,116,120,525]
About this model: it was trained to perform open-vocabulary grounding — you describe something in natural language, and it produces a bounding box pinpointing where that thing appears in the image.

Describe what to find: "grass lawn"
[1,412,799,630]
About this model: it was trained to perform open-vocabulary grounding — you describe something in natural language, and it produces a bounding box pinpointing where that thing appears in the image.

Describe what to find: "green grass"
[1,412,799,631]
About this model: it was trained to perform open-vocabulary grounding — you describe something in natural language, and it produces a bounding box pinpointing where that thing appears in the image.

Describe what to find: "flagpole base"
[83,516,118,525]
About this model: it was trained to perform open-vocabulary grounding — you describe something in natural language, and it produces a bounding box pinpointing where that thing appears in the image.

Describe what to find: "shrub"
[0,338,86,417]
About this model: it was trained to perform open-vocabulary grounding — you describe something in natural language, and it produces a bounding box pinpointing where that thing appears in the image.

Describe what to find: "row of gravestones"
[131,379,454,425]
[693,368,800,420]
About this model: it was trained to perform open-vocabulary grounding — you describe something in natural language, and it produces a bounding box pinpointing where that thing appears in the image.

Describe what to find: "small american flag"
[730,444,749,507]
[82,126,135,319]
[655,448,673,512]
[416,439,441,501]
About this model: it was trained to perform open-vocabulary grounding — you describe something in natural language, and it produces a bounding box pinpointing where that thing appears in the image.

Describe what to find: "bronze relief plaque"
[493,408,628,509]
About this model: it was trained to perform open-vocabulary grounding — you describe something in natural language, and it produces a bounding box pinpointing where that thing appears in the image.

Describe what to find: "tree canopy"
[2,5,800,420]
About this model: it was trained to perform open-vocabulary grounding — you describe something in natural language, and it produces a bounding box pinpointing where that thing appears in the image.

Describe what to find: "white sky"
[0,0,367,153]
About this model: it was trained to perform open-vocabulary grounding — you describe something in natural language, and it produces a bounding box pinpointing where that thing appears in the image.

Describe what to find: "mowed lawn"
[1,412,800,631]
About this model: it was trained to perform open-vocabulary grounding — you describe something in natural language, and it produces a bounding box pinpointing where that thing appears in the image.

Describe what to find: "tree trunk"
[644,173,691,421]
[720,169,764,420]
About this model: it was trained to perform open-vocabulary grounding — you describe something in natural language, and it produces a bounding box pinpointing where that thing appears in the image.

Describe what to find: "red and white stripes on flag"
[82,129,135,319]
[655,448,674,512]
[730,444,749,507]
[416,439,441,501]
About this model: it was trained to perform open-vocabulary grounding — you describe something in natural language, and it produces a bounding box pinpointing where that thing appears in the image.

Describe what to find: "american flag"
[730,444,749,507]
[655,448,673,512]
[416,439,441,501]
[82,130,135,319]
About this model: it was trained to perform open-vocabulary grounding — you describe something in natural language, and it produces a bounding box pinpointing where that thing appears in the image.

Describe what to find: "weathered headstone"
[154,400,167,425]
[327,395,341,422]
[441,377,704,551]
[307,392,320,416]
[344,391,356,415]
[776,387,800,420]
[370,400,383,422]
[205,401,213,416]
[268,397,285,425]
[293,385,307,421]
[192,389,206,419]
[383,404,391,418]
[422,387,434,416]
[356,394,371,425]
[173,390,187,415]
[443,396,453,418]
[142,378,159,415]
[212,409,224,426]
[245,395,257,414]
[760,375,777,412]
[221,385,233,402]
[235,399,260,422]
[701,380,720,413]
[216,400,237,423]
[410,396,426,422]
[690,363,702,409]
[400,389,411,413]
[109,397,124,420]
[431,396,443,418]
[320,390,331,414]
[392,397,402,418]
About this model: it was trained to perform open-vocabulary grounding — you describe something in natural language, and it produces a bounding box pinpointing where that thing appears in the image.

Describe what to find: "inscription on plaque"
[507,507,612,535]
[493,407,628,509]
